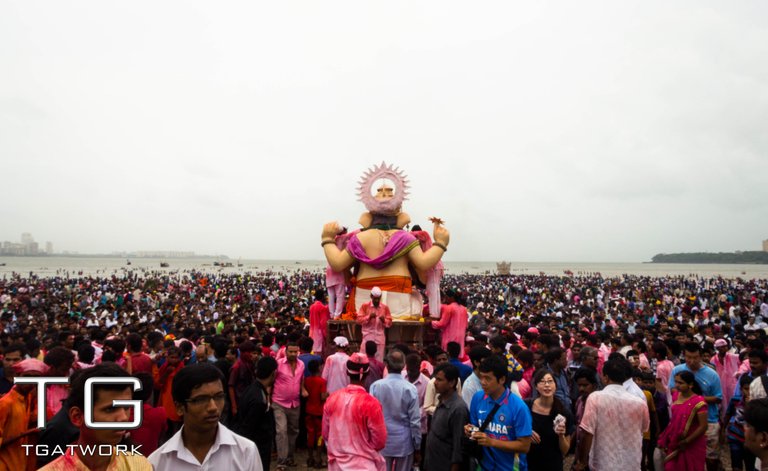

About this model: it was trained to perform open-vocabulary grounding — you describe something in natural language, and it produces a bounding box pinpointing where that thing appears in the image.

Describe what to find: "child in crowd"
[636,370,661,471]
[723,375,756,471]
[304,359,328,468]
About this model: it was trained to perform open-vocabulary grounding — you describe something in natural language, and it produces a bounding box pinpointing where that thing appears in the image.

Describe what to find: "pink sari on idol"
[657,394,707,471]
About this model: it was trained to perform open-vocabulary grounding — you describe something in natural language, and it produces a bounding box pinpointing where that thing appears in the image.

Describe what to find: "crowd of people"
[1,268,768,471]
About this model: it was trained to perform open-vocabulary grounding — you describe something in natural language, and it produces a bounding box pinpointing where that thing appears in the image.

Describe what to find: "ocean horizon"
[2,256,768,279]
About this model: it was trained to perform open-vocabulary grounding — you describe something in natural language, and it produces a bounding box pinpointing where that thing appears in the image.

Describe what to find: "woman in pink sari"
[657,371,708,471]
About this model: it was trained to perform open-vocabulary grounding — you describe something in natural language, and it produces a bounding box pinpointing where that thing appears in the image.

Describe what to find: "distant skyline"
[2,2,767,262]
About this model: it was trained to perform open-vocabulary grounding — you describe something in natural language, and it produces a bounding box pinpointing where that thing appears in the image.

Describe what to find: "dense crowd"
[1,269,768,471]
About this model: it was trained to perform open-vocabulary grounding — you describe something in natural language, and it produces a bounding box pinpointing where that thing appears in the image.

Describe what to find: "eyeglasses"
[185,392,227,407]
[538,379,556,385]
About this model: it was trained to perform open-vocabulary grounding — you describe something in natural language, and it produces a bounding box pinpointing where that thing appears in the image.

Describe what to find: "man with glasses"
[149,363,263,470]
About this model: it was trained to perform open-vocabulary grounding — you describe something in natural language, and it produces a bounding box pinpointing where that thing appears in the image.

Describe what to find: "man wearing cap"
[356,287,392,362]
[0,359,45,470]
[712,338,739,420]
[323,337,351,394]
[323,353,387,471]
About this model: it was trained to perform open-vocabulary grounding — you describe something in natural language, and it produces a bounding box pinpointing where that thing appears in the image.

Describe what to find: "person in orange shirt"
[0,359,47,471]
[154,346,185,436]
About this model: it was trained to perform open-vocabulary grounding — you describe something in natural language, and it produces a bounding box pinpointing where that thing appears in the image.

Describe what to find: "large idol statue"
[321,163,449,321]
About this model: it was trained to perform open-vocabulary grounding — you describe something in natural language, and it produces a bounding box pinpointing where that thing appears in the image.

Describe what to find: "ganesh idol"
[321,162,449,321]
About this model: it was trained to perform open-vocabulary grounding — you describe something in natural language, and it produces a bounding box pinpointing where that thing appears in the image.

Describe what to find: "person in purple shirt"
[369,349,421,471]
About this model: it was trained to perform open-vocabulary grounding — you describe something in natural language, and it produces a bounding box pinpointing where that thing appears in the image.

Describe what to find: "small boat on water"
[160,262,169,268]
[126,259,131,266]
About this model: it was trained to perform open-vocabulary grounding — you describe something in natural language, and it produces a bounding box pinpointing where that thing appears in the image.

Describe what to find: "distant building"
[46,241,53,254]
[134,251,195,258]
[763,239,768,252]
[0,233,48,256]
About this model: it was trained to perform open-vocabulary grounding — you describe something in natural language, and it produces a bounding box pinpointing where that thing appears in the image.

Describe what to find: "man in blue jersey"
[465,355,532,470]
[669,341,723,471]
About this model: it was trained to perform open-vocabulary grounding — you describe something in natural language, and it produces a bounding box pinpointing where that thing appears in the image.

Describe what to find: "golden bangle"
[434,242,447,252]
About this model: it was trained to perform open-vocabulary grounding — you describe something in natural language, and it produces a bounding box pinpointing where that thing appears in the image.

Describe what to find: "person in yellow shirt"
[39,363,152,471]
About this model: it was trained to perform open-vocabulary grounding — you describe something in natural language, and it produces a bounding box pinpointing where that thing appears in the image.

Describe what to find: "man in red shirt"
[309,290,331,356]
[304,359,328,468]
[126,333,153,375]
[129,372,167,455]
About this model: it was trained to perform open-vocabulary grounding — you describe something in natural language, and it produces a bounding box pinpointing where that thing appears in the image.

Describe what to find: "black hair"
[674,370,703,395]
[602,359,629,384]
[626,349,639,358]
[2,342,26,357]
[126,333,142,352]
[434,363,460,387]
[516,349,533,367]
[652,342,669,359]
[738,374,754,389]
[44,346,75,369]
[365,340,378,357]
[744,398,768,434]
[748,349,768,364]
[544,347,564,366]
[489,335,507,351]
[179,340,193,354]
[405,353,422,372]
[683,341,702,354]
[255,356,278,380]
[91,329,107,342]
[640,371,656,382]
[77,344,96,364]
[66,363,134,412]
[300,337,314,353]
[213,340,229,358]
[446,341,461,359]
[665,338,682,357]
[478,355,507,382]
[469,346,492,366]
[146,331,164,347]
[308,359,321,376]
[573,367,598,385]
[133,372,154,402]
[171,363,224,405]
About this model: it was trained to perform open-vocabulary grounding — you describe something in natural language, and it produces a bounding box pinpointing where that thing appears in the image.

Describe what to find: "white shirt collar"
[160,424,238,465]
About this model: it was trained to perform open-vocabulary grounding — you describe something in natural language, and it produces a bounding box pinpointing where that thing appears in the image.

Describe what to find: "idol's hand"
[433,223,450,247]
[322,222,342,240]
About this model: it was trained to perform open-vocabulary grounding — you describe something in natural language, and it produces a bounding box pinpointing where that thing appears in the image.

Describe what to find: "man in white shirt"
[322,336,351,394]
[149,363,263,471]
[574,359,650,471]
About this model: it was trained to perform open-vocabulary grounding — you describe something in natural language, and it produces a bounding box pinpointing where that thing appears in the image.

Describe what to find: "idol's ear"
[396,212,411,229]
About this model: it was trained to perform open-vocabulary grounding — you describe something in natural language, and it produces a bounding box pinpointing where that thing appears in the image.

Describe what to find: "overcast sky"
[1,1,767,262]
